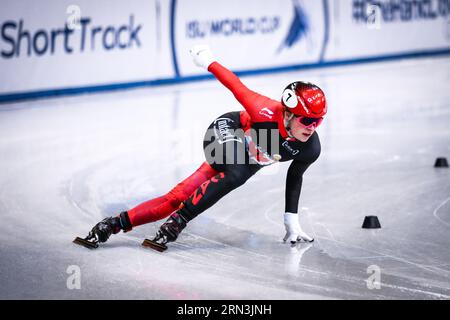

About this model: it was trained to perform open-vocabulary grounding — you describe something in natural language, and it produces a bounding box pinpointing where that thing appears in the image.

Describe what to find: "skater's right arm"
[189,45,279,120]
[285,160,311,213]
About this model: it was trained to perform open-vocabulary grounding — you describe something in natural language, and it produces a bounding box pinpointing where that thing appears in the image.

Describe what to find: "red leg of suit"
[127,162,219,227]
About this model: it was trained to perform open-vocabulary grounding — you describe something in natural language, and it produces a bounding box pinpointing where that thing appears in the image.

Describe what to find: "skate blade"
[142,239,167,252]
[73,237,98,249]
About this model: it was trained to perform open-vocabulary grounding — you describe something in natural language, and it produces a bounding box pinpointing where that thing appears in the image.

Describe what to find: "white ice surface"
[0,57,450,299]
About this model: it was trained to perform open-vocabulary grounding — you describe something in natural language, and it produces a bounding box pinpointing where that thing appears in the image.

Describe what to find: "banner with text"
[1,0,450,101]
[324,0,450,60]
[173,0,327,76]
[0,0,173,95]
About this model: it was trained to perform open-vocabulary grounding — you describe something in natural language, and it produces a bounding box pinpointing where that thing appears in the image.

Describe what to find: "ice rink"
[1,56,449,299]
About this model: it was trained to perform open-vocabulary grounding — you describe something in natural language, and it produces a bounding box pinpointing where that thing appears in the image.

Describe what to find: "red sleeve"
[208,62,280,121]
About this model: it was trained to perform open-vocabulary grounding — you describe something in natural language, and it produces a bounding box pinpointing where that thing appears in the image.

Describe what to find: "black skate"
[142,212,187,252]
[74,212,130,249]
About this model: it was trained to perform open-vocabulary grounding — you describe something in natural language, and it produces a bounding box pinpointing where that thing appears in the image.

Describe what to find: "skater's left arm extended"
[189,45,279,120]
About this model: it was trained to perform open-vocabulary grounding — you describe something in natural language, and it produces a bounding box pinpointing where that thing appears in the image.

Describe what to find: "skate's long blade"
[142,238,167,252]
[73,237,98,249]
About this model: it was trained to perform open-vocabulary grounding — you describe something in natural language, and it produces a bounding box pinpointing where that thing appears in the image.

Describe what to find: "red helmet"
[281,81,327,118]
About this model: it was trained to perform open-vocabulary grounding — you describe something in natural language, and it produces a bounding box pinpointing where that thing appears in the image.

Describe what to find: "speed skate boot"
[73,211,132,249]
[142,212,187,252]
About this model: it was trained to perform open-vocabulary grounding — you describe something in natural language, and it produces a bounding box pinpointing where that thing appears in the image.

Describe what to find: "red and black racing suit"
[126,62,321,227]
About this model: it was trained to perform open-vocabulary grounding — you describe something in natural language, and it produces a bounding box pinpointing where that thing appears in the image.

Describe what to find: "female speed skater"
[74,45,327,251]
